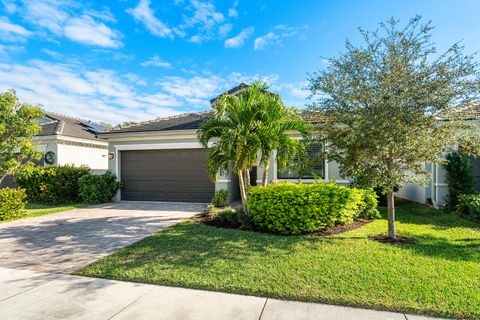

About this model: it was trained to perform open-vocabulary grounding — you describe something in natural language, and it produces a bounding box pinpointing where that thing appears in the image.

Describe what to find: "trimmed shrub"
[248,182,378,235]
[78,171,121,204]
[0,188,27,221]
[445,152,475,210]
[211,189,229,207]
[457,194,480,221]
[15,165,90,204]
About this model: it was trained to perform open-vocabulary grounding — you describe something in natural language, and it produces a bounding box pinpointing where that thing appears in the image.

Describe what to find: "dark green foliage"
[248,182,379,235]
[0,188,26,221]
[358,189,381,219]
[445,152,475,210]
[15,165,91,204]
[211,189,228,207]
[78,171,121,204]
[457,194,480,221]
[208,205,252,228]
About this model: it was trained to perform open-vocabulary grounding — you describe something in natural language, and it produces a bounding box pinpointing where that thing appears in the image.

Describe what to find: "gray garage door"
[120,149,215,202]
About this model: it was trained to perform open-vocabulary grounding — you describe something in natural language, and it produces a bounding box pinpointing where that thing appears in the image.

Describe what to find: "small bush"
[208,205,252,228]
[78,171,121,204]
[0,188,27,221]
[16,165,90,204]
[457,194,480,221]
[211,190,228,207]
[357,189,381,219]
[445,152,475,210]
[248,182,378,235]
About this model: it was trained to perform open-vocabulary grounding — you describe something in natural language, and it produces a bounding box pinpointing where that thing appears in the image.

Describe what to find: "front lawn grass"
[75,203,480,319]
[22,203,87,219]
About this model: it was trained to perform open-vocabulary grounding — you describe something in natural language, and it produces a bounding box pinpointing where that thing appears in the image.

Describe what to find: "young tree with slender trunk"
[307,16,480,240]
[0,90,43,184]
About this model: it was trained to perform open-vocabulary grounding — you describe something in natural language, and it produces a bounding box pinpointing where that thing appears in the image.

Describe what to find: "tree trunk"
[387,190,396,240]
[262,159,269,187]
[238,169,248,213]
[244,169,251,189]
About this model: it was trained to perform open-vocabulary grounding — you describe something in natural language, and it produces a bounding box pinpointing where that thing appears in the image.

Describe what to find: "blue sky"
[0,0,479,124]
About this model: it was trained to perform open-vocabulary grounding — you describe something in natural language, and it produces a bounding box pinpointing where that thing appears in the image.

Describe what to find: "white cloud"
[224,26,254,48]
[41,48,63,58]
[218,23,232,37]
[0,60,183,124]
[182,0,229,43]
[141,56,172,68]
[15,0,123,48]
[254,25,309,50]
[0,16,32,42]
[254,32,279,50]
[127,0,173,38]
[63,15,122,48]
[0,44,24,57]
[228,8,238,18]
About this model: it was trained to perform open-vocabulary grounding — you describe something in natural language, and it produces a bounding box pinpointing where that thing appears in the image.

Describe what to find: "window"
[277,143,325,179]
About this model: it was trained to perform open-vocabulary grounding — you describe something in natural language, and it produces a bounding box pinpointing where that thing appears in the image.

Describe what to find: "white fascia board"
[115,141,213,151]
[98,129,197,141]
[35,135,108,146]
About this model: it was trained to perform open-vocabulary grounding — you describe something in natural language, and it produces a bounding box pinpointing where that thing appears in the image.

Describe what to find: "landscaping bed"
[76,203,480,319]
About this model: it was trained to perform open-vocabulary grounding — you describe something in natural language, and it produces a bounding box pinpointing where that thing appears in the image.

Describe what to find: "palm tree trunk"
[244,169,250,189]
[387,190,396,240]
[238,169,248,213]
[262,159,269,186]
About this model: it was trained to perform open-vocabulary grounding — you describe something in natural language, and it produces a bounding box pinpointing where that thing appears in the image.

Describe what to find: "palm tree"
[256,93,311,186]
[197,81,310,211]
[197,82,266,212]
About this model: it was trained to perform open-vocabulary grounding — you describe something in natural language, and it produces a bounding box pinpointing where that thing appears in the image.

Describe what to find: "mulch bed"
[369,234,416,245]
[309,219,372,236]
[192,214,373,237]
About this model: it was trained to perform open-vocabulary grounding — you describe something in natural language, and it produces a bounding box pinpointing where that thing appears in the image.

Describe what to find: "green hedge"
[457,194,480,221]
[248,182,379,235]
[15,165,90,204]
[0,188,27,221]
[445,152,475,210]
[78,171,121,204]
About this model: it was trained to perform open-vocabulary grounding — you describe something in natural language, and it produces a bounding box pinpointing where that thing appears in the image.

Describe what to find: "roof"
[209,83,249,105]
[101,111,214,134]
[38,112,110,141]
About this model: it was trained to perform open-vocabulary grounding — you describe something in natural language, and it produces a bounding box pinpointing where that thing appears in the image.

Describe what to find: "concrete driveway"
[0,202,205,273]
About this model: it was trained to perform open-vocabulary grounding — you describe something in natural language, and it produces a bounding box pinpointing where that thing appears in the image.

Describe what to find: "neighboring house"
[98,84,347,203]
[0,112,109,188]
[397,103,480,207]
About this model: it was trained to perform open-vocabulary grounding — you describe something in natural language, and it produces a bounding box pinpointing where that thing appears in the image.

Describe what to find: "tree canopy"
[0,90,44,184]
[307,16,480,239]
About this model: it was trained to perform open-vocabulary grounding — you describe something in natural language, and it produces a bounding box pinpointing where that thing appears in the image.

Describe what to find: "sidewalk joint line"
[403,313,409,320]
[258,298,268,320]
[106,286,155,320]
[0,272,61,303]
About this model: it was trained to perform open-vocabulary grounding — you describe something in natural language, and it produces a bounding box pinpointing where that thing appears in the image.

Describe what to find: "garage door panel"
[120,149,214,202]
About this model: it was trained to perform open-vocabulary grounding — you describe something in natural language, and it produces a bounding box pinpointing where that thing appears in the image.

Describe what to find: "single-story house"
[1,112,109,188]
[97,84,349,203]
[99,85,480,206]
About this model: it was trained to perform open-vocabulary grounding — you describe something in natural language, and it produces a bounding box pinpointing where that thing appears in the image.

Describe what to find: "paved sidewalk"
[0,267,445,320]
[0,202,204,273]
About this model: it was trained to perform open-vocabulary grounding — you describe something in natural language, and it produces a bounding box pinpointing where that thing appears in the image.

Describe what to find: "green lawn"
[21,203,87,219]
[76,203,480,319]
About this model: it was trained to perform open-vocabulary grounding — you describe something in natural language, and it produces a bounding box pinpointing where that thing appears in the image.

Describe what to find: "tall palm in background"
[257,93,310,186]
[197,81,309,212]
